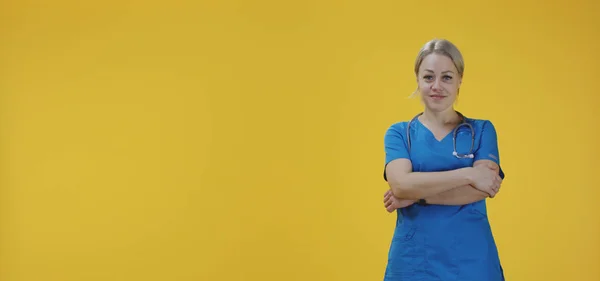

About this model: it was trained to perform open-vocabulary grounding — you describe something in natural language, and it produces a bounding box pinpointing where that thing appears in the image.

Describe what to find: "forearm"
[388,167,474,200]
[424,184,488,205]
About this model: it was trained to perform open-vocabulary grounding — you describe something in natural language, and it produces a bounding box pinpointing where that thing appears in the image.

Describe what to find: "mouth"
[429,95,446,100]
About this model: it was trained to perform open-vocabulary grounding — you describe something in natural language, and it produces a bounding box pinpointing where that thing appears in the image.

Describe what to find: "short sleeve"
[474,120,505,179]
[383,124,410,181]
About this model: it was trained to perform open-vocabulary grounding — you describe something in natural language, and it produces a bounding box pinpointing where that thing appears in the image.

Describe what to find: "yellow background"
[1,0,599,280]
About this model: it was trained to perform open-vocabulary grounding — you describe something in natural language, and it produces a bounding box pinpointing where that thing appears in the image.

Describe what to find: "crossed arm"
[383,159,502,209]
[425,160,501,205]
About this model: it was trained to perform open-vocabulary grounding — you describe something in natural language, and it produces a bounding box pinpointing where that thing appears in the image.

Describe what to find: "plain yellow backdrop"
[1,0,599,280]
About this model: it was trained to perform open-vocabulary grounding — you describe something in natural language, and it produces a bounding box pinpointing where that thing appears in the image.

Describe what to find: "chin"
[424,102,452,113]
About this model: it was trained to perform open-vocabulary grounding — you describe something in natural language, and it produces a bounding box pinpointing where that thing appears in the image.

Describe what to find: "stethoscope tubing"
[406,111,475,159]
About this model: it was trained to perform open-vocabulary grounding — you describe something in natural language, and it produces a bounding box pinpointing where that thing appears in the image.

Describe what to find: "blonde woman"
[382,39,506,280]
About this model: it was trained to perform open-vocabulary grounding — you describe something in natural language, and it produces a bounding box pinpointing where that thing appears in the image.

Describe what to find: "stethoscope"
[406,111,475,159]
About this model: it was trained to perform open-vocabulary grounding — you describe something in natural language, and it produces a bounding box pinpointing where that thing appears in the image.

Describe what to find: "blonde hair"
[410,38,465,97]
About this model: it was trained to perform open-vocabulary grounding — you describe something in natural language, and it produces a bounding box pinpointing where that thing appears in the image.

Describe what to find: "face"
[416,53,462,113]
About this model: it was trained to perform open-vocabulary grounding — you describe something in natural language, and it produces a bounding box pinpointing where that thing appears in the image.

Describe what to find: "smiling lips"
[430,95,446,100]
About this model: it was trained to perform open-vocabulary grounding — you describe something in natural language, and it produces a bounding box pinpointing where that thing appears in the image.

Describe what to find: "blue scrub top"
[382,116,505,281]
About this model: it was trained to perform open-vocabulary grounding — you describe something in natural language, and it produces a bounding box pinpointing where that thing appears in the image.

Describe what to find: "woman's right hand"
[469,163,502,197]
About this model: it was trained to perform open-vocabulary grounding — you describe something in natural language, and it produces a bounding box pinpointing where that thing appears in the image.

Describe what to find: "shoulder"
[465,117,501,143]
[386,120,409,131]
[465,117,498,132]
[465,117,492,125]
[384,121,409,138]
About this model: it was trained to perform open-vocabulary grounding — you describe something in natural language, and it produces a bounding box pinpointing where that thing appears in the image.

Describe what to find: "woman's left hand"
[383,189,415,213]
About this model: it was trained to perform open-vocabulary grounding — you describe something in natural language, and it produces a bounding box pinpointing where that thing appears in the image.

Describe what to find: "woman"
[381,39,506,280]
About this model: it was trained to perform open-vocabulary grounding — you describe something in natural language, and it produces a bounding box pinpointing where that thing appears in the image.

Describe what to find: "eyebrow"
[424,69,455,74]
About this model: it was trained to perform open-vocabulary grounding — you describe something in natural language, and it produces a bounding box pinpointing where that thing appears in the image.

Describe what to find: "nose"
[430,78,442,92]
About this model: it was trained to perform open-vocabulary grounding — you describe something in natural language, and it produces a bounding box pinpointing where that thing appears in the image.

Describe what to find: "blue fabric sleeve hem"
[473,120,505,179]
[383,123,410,181]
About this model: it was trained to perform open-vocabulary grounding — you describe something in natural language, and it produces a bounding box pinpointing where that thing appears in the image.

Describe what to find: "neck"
[421,108,460,126]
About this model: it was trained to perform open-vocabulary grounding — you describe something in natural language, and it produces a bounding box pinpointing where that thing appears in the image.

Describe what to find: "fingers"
[385,198,393,208]
[384,191,392,203]
[489,179,502,198]
[384,191,393,208]
[383,189,398,211]
[494,175,502,193]
[492,186,499,196]
[487,188,496,198]
[489,189,498,198]
[383,189,407,212]
[486,182,498,198]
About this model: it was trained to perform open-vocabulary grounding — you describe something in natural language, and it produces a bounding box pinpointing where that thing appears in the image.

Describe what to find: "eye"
[443,75,453,81]
[423,75,433,80]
